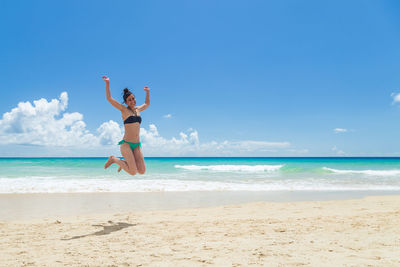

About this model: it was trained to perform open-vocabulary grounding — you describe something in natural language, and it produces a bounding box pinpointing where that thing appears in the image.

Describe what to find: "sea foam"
[174,164,284,172]
[1,177,400,193]
[322,167,400,176]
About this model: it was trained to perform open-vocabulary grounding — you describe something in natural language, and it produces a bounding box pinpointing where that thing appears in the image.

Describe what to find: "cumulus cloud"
[163,114,172,119]
[391,92,400,104]
[334,128,348,133]
[140,125,200,155]
[0,92,121,147]
[97,120,123,145]
[0,92,301,156]
[140,124,291,156]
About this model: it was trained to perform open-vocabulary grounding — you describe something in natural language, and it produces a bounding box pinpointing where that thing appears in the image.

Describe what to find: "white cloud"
[288,149,309,154]
[140,125,200,155]
[163,114,172,119]
[213,140,289,152]
[0,92,303,156]
[391,92,400,104]
[140,124,291,156]
[0,92,121,147]
[334,128,348,133]
[332,146,345,155]
[97,120,123,145]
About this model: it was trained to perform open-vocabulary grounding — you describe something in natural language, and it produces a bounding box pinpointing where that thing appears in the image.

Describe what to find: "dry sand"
[1,195,399,266]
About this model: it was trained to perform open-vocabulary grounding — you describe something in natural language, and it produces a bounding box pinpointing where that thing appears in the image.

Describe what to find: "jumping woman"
[102,75,150,175]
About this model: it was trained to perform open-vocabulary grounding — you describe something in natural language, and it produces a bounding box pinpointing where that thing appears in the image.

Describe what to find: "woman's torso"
[121,107,141,142]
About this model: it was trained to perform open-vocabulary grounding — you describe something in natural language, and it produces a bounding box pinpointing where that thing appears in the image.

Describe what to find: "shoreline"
[1,190,400,221]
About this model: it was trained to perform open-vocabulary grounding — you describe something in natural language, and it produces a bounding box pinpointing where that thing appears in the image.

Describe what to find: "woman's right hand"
[102,75,110,82]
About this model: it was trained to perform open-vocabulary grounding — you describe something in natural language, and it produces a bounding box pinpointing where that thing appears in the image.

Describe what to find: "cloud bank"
[141,125,291,156]
[0,92,118,147]
[0,92,298,156]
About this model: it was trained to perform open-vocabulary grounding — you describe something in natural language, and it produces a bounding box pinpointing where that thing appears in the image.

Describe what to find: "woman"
[102,75,150,175]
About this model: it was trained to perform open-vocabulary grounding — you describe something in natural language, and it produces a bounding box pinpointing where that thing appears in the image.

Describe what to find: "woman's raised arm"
[137,86,150,112]
[102,76,124,111]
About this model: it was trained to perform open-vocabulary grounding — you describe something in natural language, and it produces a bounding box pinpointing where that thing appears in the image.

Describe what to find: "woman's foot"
[118,166,122,172]
[104,156,115,169]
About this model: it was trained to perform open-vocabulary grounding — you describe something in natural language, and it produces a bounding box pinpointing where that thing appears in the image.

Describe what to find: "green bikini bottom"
[118,140,142,151]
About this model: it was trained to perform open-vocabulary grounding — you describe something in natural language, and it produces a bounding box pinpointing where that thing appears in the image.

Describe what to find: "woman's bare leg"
[104,156,116,169]
[104,143,138,175]
[117,162,127,172]
[117,146,143,173]
[133,146,146,174]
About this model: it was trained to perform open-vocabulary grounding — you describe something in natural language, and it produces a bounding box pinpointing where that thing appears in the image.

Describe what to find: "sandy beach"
[1,194,399,266]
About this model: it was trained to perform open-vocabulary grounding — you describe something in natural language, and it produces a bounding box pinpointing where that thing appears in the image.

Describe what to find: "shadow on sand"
[61,221,136,240]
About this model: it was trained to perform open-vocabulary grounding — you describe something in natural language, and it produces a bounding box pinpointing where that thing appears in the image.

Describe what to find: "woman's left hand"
[144,86,150,92]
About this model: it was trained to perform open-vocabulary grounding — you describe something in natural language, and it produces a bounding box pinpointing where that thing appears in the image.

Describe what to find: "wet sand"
[1,190,399,221]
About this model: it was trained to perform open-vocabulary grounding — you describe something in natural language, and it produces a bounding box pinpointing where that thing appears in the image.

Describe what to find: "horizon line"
[1,156,400,159]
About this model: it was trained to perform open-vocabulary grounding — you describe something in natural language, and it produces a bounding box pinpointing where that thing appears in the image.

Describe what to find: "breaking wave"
[174,164,284,172]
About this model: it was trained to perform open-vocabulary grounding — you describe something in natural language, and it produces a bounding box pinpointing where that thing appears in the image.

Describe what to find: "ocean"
[1,157,400,193]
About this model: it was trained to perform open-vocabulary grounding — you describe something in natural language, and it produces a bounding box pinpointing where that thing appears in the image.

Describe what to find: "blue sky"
[1,0,400,156]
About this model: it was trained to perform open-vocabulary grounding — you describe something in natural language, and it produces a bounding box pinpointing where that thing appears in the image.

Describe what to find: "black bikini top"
[124,115,142,124]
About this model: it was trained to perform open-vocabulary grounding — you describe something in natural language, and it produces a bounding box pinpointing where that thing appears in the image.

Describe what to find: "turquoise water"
[1,157,400,193]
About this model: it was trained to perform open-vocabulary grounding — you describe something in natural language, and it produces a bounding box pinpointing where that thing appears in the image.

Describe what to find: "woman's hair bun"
[122,87,133,103]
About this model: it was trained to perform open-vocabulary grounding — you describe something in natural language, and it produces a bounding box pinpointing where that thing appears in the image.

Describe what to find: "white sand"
[1,195,399,266]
